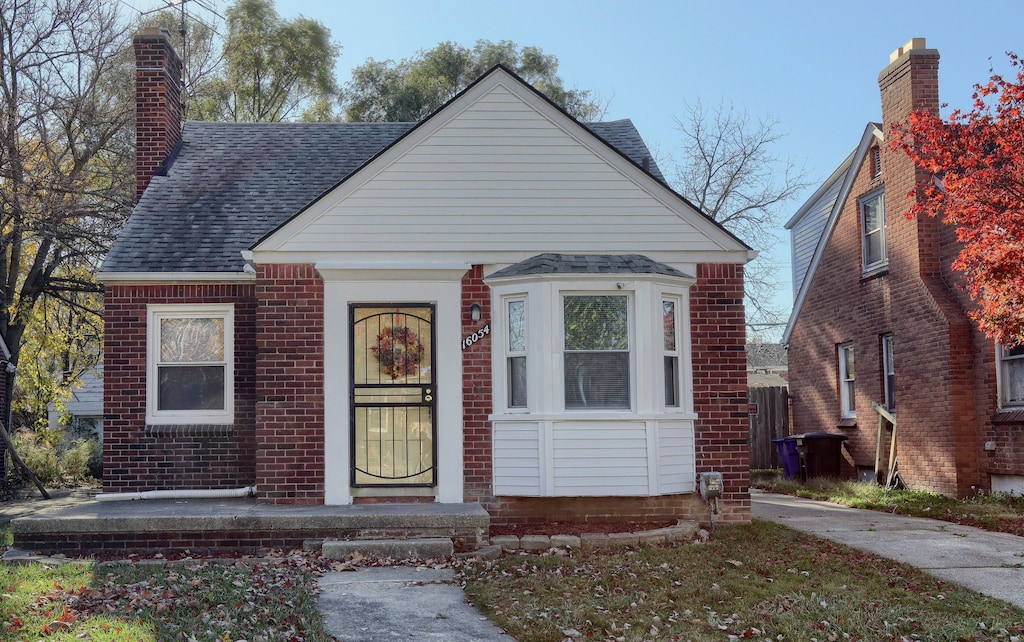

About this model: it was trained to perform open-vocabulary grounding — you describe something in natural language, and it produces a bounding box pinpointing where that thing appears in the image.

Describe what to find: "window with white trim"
[861,190,887,272]
[998,344,1024,407]
[882,334,896,412]
[563,294,630,409]
[147,304,234,424]
[838,342,855,418]
[663,298,681,407]
[506,297,527,408]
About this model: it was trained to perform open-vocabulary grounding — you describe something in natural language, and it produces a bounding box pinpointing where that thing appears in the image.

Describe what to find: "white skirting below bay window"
[492,416,696,496]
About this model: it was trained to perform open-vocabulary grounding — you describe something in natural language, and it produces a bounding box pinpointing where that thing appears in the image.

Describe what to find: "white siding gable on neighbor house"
[252,69,752,268]
[783,124,883,344]
[785,152,851,297]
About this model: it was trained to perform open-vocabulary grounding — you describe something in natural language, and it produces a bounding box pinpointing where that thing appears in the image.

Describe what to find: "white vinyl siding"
[492,420,697,496]
[259,85,744,262]
[790,184,841,296]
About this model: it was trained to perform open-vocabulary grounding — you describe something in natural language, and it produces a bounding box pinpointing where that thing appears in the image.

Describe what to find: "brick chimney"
[878,37,941,276]
[134,28,182,203]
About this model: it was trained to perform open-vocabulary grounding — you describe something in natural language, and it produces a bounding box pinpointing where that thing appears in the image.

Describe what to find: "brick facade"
[102,283,257,492]
[788,41,1024,496]
[255,264,325,503]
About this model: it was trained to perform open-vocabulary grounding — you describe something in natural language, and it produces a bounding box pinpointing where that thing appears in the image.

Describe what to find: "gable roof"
[103,66,750,277]
[101,116,670,275]
[782,123,883,344]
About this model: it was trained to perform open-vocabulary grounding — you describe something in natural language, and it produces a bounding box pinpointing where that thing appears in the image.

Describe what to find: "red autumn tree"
[890,52,1024,346]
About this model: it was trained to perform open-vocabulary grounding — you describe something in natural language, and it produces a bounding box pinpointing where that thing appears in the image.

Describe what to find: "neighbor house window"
[998,344,1024,407]
[563,294,630,409]
[881,334,896,411]
[147,304,234,424]
[838,342,855,418]
[861,189,887,272]
[506,298,527,408]
[663,298,680,407]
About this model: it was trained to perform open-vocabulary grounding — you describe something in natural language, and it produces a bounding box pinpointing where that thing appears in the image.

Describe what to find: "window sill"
[861,266,889,281]
[145,424,235,438]
[993,409,1024,425]
[836,417,858,429]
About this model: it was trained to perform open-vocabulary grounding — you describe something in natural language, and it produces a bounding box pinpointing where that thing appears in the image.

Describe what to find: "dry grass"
[751,470,1024,536]
[460,520,1024,641]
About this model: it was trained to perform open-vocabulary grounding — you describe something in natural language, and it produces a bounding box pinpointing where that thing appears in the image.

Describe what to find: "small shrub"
[8,429,100,488]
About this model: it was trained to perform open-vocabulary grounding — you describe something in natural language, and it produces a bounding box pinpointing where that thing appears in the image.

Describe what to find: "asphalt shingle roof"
[487,254,693,279]
[102,119,666,274]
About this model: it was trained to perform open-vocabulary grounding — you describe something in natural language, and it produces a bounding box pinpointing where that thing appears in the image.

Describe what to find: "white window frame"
[997,344,1024,408]
[881,334,896,412]
[662,296,682,408]
[838,342,855,418]
[860,189,887,273]
[504,296,528,411]
[147,303,234,425]
[561,292,633,411]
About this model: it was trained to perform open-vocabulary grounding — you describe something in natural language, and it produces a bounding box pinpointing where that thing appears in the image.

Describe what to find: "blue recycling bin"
[772,437,801,479]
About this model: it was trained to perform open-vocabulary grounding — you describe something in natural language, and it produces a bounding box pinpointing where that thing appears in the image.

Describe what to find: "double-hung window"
[838,342,855,418]
[881,334,896,412]
[147,304,234,424]
[663,298,681,407]
[563,294,630,409]
[506,298,528,408]
[861,189,887,272]
[998,344,1024,408]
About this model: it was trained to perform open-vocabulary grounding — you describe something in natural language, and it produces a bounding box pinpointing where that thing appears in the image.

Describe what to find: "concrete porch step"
[9,498,490,557]
[320,537,454,560]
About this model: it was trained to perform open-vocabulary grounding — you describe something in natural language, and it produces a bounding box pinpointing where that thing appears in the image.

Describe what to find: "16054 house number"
[462,324,490,350]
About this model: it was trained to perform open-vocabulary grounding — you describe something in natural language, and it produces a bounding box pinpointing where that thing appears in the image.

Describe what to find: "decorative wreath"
[371,325,425,379]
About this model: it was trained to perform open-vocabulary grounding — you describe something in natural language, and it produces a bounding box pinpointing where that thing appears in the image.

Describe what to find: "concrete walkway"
[752,490,1024,608]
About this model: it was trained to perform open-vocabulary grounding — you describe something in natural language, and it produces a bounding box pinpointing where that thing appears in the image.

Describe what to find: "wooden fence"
[748,386,790,470]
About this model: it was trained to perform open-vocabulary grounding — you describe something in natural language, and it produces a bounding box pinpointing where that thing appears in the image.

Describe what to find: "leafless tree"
[1,0,132,492]
[671,100,810,339]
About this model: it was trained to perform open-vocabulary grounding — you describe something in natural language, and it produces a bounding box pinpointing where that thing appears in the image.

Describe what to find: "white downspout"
[95,486,257,502]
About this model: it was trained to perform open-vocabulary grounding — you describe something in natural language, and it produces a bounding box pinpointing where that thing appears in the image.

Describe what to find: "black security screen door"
[350,305,436,487]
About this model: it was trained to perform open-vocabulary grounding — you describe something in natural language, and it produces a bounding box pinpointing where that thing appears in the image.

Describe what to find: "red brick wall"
[690,263,750,522]
[461,266,494,503]
[788,44,997,496]
[134,28,181,202]
[255,264,325,503]
[103,284,257,492]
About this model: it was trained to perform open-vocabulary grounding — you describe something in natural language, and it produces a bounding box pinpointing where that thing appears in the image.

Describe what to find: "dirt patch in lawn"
[490,520,679,538]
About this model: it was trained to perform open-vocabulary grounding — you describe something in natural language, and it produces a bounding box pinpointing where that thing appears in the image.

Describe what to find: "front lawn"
[460,520,1024,641]
[0,553,333,641]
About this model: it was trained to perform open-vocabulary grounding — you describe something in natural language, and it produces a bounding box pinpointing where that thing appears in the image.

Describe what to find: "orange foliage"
[891,52,1024,346]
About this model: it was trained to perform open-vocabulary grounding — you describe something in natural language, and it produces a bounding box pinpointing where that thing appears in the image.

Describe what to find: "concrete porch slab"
[9,498,490,557]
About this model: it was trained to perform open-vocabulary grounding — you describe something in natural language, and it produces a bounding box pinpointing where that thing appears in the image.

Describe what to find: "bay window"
[562,294,630,409]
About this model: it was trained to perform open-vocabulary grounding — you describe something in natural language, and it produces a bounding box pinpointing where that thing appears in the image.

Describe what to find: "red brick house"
[784,38,1024,496]
[99,29,754,526]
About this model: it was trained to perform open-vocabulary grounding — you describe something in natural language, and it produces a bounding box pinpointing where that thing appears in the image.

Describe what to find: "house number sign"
[462,324,490,350]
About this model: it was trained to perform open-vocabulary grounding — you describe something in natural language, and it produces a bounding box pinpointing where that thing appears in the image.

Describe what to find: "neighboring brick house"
[784,38,1024,496]
[99,29,755,526]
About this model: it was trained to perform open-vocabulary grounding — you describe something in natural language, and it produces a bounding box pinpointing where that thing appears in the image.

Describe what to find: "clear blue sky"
[128,0,1024,330]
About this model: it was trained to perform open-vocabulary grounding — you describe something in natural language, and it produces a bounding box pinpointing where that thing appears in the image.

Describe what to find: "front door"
[350,305,436,487]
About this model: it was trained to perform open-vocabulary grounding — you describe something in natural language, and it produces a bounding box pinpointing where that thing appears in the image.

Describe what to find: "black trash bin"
[771,437,800,479]
[792,432,848,479]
